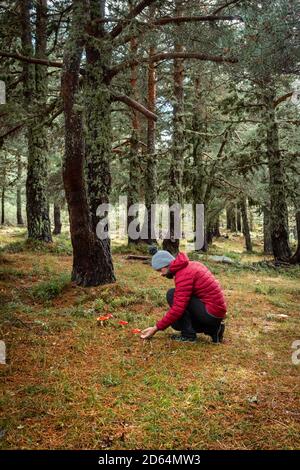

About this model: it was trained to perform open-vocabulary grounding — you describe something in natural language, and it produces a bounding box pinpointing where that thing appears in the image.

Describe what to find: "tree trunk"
[236,205,242,232]
[84,0,112,241]
[249,206,254,232]
[143,4,158,245]
[1,186,4,225]
[16,154,24,225]
[206,222,214,246]
[226,204,236,231]
[263,86,291,261]
[143,39,158,244]
[163,0,184,254]
[191,76,209,252]
[127,22,141,245]
[53,204,62,235]
[226,207,230,230]
[22,0,52,242]
[213,216,221,237]
[62,0,115,286]
[240,197,252,252]
[263,206,273,254]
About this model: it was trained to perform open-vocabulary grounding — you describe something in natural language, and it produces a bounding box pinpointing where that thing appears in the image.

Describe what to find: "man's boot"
[210,323,225,344]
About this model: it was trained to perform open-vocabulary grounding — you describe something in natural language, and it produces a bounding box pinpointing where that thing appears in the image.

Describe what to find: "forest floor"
[0,227,299,450]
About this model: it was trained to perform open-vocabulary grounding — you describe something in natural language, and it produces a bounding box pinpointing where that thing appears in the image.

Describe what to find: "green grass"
[0,228,299,450]
[30,273,70,301]
[1,234,72,256]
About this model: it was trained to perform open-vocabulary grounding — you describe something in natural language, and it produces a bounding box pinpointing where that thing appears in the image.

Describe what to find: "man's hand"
[140,325,158,340]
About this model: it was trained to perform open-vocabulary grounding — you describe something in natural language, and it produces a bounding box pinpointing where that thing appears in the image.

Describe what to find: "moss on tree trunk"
[163,1,185,254]
[240,197,252,252]
[22,0,52,242]
[16,154,24,225]
[62,0,115,286]
[263,86,291,261]
[53,204,62,235]
[263,206,273,254]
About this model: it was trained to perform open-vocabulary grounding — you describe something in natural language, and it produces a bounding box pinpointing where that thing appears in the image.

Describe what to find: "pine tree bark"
[143,6,158,245]
[213,216,221,237]
[206,222,214,246]
[1,186,4,225]
[249,205,254,232]
[226,204,236,231]
[226,207,230,230]
[62,0,115,286]
[163,0,184,254]
[263,86,291,261]
[22,0,52,242]
[240,197,252,252]
[263,206,273,254]
[236,205,242,232]
[84,0,112,243]
[191,76,209,252]
[53,204,62,235]
[127,18,141,245]
[16,154,24,225]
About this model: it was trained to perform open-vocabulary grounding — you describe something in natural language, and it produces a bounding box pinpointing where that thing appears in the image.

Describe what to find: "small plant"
[109,295,141,310]
[62,305,91,318]
[101,374,122,387]
[93,299,105,312]
[30,273,70,301]
[255,285,277,295]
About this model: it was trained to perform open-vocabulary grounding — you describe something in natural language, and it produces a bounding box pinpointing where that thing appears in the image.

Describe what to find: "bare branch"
[0,50,63,68]
[0,123,24,140]
[95,14,243,28]
[152,52,238,64]
[153,14,243,25]
[110,51,238,78]
[273,92,293,108]
[112,94,157,121]
[213,0,244,15]
[110,0,158,39]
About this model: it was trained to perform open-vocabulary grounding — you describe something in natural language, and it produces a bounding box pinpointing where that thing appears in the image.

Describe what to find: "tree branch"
[0,50,63,68]
[0,50,87,74]
[152,14,243,25]
[212,0,244,15]
[273,92,293,108]
[109,0,158,39]
[94,14,243,28]
[110,51,238,78]
[111,94,157,121]
[109,13,243,46]
[0,123,24,141]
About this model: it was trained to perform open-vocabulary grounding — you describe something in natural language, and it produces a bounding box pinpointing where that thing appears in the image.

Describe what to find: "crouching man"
[140,250,227,343]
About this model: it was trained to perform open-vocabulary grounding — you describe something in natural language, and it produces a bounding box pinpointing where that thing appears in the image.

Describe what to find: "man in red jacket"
[141,250,226,343]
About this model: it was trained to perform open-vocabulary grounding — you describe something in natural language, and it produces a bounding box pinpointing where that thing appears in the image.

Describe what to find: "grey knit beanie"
[151,250,175,271]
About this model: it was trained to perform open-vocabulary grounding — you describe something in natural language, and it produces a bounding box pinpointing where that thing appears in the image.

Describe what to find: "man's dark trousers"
[166,288,222,339]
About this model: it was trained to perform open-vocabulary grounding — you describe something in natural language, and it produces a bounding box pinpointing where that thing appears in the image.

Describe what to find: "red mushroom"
[97,315,111,326]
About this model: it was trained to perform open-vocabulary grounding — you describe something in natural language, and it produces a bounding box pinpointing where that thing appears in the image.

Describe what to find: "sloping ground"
[0,230,299,449]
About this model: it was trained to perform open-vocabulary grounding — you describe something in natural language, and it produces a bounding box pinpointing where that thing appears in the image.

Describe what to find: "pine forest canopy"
[0,0,299,286]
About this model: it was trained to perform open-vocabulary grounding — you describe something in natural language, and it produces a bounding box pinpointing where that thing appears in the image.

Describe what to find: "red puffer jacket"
[156,252,227,330]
